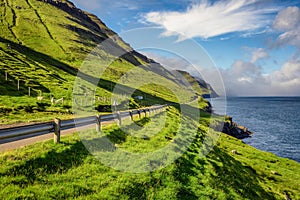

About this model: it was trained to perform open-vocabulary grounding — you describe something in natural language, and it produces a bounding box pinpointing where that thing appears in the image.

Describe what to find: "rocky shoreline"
[205,101,253,139]
[221,117,254,139]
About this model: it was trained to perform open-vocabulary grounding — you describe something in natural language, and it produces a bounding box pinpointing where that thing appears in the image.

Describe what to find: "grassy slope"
[175,70,210,95]
[0,107,299,199]
[0,0,200,124]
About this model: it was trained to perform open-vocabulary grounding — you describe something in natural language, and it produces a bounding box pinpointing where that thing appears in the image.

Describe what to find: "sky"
[71,0,300,96]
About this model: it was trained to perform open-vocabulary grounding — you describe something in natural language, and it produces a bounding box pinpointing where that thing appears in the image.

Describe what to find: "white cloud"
[273,6,300,31]
[272,60,300,81]
[273,6,300,48]
[250,48,269,63]
[237,77,253,83]
[230,60,261,76]
[276,26,300,48]
[143,0,279,40]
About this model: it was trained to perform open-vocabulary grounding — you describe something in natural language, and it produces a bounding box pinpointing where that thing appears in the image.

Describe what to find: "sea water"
[212,97,300,163]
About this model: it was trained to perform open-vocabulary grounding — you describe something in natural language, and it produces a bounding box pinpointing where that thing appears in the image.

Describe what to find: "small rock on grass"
[231,150,238,154]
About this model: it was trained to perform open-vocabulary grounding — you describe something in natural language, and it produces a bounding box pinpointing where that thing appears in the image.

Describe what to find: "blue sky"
[71,0,300,96]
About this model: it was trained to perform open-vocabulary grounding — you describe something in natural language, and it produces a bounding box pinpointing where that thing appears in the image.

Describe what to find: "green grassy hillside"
[0,107,299,199]
[0,0,208,124]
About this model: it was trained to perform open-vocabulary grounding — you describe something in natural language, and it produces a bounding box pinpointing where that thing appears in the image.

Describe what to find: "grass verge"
[0,107,299,199]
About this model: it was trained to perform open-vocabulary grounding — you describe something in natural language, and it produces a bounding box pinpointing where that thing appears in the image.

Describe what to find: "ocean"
[212,97,300,163]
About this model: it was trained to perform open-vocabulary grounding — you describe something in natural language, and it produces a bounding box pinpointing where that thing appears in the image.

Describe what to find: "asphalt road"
[0,120,115,152]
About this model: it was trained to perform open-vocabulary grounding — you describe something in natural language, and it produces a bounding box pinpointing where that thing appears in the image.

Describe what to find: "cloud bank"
[142,51,300,96]
[143,0,279,39]
[220,60,300,96]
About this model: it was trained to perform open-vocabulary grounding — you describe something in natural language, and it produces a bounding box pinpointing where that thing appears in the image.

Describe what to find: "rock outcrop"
[221,117,253,139]
[203,100,213,113]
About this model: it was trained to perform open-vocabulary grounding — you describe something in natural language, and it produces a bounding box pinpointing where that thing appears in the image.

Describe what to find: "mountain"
[0,0,213,123]
[175,70,219,98]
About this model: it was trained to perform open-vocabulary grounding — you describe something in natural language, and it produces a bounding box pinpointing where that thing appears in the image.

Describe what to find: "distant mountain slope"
[175,70,219,98]
[0,0,216,123]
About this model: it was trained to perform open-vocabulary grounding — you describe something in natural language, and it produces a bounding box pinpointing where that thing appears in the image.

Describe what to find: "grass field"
[0,106,299,199]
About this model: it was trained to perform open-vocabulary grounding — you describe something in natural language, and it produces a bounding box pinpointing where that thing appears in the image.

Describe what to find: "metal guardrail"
[0,105,166,144]
[0,122,54,140]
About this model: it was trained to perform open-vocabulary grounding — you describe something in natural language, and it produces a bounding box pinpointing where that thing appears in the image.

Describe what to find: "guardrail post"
[129,111,133,121]
[138,110,141,119]
[117,111,122,126]
[96,115,101,132]
[143,109,147,117]
[54,118,61,143]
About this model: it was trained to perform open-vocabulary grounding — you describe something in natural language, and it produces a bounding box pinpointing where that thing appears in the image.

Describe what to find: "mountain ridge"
[0,0,214,123]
